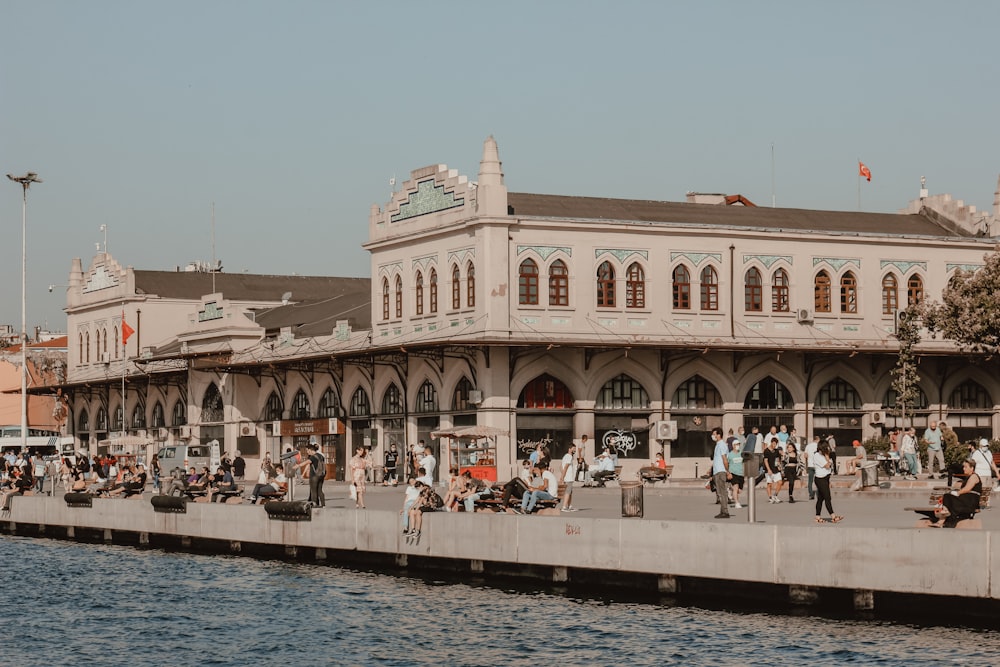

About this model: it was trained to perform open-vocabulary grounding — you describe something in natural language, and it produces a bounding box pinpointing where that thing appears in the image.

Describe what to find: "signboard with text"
[278,418,345,437]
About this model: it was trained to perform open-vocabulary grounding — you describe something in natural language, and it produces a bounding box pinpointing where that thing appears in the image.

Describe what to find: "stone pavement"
[289,476,999,531]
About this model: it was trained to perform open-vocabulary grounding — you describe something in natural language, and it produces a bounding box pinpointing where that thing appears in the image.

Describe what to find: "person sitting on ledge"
[405,482,443,537]
[1,467,33,510]
[518,461,558,514]
[187,467,211,495]
[499,460,532,509]
[930,458,981,528]
[441,467,463,511]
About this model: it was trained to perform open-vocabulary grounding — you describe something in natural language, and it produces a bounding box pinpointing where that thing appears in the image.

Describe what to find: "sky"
[3,0,999,331]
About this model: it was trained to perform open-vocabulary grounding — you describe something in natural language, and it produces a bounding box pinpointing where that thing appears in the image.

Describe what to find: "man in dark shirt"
[232,452,246,480]
[763,437,784,503]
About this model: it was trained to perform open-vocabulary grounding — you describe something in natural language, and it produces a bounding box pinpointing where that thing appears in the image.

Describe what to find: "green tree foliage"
[923,252,1000,354]
[890,305,921,421]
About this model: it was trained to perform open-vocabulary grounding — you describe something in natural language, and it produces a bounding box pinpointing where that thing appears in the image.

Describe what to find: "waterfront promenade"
[4,476,999,619]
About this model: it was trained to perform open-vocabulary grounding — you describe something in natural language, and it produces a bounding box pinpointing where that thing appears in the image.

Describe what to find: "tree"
[923,252,1000,354]
[891,304,921,425]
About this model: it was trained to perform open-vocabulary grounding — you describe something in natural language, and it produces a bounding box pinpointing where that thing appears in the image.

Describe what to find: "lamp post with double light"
[7,172,42,450]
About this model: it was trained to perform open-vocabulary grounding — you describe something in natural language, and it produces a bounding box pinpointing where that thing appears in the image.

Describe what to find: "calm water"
[2,536,998,667]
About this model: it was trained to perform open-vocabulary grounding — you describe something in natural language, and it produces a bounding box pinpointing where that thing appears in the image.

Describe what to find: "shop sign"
[278,418,344,437]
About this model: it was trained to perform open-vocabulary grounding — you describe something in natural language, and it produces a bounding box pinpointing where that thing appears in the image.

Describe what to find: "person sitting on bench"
[249,464,286,503]
[500,460,533,508]
[208,466,237,502]
[591,448,616,487]
[931,458,981,528]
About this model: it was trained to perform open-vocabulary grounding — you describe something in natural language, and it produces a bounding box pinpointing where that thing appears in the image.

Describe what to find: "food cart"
[430,425,509,482]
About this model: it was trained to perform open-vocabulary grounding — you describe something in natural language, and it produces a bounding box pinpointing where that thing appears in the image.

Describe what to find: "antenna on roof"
[770,142,776,208]
[211,202,217,294]
[389,174,396,202]
[281,291,292,306]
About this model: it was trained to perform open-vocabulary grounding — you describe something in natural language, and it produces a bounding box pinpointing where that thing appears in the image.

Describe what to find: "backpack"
[428,491,444,509]
[312,453,326,478]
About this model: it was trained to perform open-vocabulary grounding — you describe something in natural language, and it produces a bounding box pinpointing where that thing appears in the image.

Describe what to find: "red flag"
[122,312,135,345]
[859,161,872,182]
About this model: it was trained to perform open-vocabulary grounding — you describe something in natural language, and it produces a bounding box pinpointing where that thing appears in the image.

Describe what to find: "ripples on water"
[2,536,998,666]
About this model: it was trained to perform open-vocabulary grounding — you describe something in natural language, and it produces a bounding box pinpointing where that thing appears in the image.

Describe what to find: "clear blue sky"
[3,0,999,330]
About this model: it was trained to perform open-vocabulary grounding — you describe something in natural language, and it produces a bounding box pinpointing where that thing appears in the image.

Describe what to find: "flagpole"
[857,158,861,210]
[121,302,126,435]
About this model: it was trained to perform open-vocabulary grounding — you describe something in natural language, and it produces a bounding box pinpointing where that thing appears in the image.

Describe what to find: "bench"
[257,483,288,504]
[639,465,673,484]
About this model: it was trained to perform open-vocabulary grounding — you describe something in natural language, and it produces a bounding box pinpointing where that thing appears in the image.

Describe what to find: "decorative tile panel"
[517,245,572,261]
[627,319,647,327]
[946,263,983,273]
[702,321,720,329]
[198,301,223,322]
[390,179,465,222]
[377,262,403,278]
[813,257,860,272]
[82,265,120,293]
[551,317,570,326]
[674,320,691,328]
[598,318,618,327]
[670,252,721,266]
[747,322,764,330]
[843,325,859,332]
[880,260,927,274]
[744,254,792,269]
[521,317,540,325]
[595,248,648,263]
[447,248,476,265]
[411,254,438,271]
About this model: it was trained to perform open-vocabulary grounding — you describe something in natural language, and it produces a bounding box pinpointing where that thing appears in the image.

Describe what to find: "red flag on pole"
[859,161,872,182]
[122,312,135,344]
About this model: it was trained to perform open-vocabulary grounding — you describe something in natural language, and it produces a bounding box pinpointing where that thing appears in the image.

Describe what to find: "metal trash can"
[620,481,643,518]
[860,463,879,488]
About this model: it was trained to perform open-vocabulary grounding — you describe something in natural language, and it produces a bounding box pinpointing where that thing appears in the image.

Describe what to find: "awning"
[430,425,509,440]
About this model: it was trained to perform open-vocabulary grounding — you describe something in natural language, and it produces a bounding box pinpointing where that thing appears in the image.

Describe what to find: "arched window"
[381,384,403,415]
[85,331,90,363]
[672,264,690,309]
[415,380,438,413]
[394,275,403,318]
[131,404,146,429]
[349,388,370,417]
[113,327,119,358]
[414,271,424,316]
[151,402,165,429]
[815,271,832,313]
[596,261,616,307]
[745,267,762,312]
[112,406,123,431]
[549,259,569,306]
[518,374,574,409]
[172,400,187,427]
[816,378,862,409]
[596,374,650,409]
[429,268,438,313]
[78,409,90,432]
[102,327,108,357]
[744,377,793,410]
[907,274,924,307]
[291,389,311,419]
[625,262,645,309]
[950,380,991,409]
[519,259,539,305]
[96,407,108,431]
[700,266,719,311]
[771,269,789,312]
[453,377,474,411]
[672,375,722,409]
[201,383,224,423]
[840,271,858,313]
[264,392,283,421]
[882,273,898,315]
[466,261,476,308]
[318,388,340,418]
[381,278,390,321]
[884,387,928,410]
[78,333,84,362]
[452,264,461,310]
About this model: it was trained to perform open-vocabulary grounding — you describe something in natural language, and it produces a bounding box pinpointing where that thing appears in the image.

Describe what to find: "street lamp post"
[7,172,43,451]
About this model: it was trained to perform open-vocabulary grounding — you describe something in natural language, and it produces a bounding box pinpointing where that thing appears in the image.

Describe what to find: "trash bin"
[620,481,643,518]
[860,463,879,488]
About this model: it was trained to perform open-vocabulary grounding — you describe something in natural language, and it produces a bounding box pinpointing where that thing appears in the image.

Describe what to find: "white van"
[157,443,215,475]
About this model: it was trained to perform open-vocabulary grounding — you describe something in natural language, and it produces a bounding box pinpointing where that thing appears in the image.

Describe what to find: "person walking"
[711,428,731,519]
[150,453,161,494]
[349,446,368,509]
[923,421,945,479]
[783,441,800,503]
[559,443,578,512]
[811,441,842,523]
[299,441,326,507]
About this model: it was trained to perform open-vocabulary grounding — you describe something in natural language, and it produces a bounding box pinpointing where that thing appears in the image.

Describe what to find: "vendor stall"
[430,425,508,482]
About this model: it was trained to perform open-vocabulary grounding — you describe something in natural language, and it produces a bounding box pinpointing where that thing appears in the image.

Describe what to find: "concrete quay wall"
[4,496,997,606]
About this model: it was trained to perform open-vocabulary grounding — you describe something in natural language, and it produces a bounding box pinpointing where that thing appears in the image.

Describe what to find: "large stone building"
[56,138,1000,480]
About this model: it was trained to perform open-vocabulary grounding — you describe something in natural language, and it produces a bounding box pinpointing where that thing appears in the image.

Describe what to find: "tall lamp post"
[7,172,43,451]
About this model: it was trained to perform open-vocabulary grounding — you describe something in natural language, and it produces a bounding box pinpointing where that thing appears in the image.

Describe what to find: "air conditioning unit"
[468,390,484,405]
[158,427,169,439]
[870,411,886,425]
[796,308,813,324]
[271,420,282,434]
[654,420,678,441]
[99,352,110,364]
[179,425,193,438]
[238,421,255,437]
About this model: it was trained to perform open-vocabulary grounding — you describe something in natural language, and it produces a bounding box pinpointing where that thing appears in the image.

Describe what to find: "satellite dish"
[281,291,292,305]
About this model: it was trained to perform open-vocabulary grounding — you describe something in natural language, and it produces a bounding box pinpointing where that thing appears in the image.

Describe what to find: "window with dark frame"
[394,275,403,318]
[814,271,832,313]
[415,380,438,413]
[882,273,898,315]
[519,258,539,305]
[291,389,311,419]
[771,268,789,312]
[672,264,691,309]
[700,265,719,311]
[549,259,569,306]
[429,268,438,313]
[349,388,370,417]
[264,392,283,421]
[467,261,475,308]
[596,261,616,307]
[840,271,858,313]
[626,262,645,309]
[415,271,424,315]
[452,264,461,310]
[907,273,924,307]
[745,267,762,312]
[382,278,390,321]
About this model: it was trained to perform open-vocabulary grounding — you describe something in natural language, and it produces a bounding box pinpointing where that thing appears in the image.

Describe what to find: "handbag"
[349,483,357,500]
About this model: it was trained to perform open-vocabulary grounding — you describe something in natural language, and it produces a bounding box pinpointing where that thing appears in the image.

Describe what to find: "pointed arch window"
[415,271,424,316]
[113,327,120,358]
[625,262,645,309]
[673,375,722,409]
[451,264,461,310]
[907,274,924,307]
[131,404,146,429]
[549,259,569,306]
[429,268,438,313]
[172,400,187,427]
[78,333,84,363]
[201,383,224,423]
[596,261,616,307]
[112,405,123,431]
[415,380,438,413]
[700,266,719,311]
[884,387,928,410]
[771,269,789,312]
[318,388,340,418]
[78,409,90,433]
[950,380,991,409]
[381,384,403,415]
[814,271,832,313]
[840,271,858,313]
[597,374,650,409]
[816,378,861,409]
[394,275,403,318]
[744,377,793,410]
[519,259,539,305]
[96,407,108,431]
[882,273,898,315]
[745,267,763,312]
[466,261,476,308]
[672,265,690,309]
[264,392,283,421]
[102,327,108,358]
[151,402,165,429]
[518,374,574,409]
[85,331,90,363]
[291,389,311,419]
[381,278,390,321]
[349,388,370,417]
[453,377,474,411]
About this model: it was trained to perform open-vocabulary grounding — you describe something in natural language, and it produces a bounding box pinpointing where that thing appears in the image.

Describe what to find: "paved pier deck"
[4,477,998,617]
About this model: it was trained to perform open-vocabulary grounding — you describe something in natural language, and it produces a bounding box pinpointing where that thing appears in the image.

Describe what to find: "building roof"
[251,280,372,337]
[507,192,975,238]
[132,271,367,302]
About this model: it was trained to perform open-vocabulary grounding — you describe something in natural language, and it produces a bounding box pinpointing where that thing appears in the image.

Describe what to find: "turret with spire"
[476,135,507,217]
